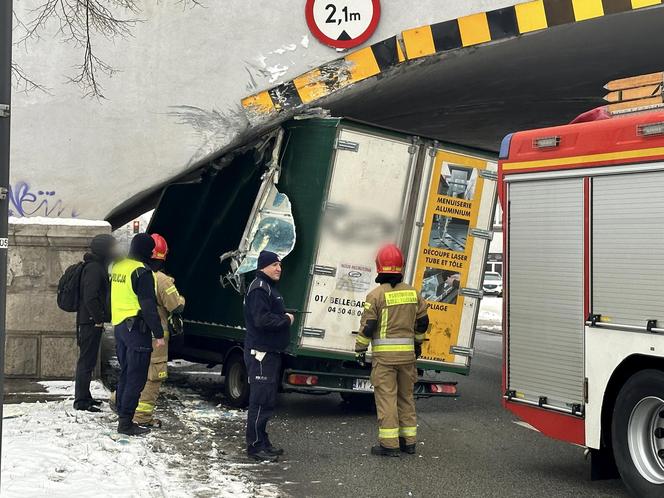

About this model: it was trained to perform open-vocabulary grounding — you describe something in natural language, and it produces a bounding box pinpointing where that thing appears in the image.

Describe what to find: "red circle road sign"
[305,0,381,50]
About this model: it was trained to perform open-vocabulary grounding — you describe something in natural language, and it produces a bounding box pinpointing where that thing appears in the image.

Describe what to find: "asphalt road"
[249,331,628,498]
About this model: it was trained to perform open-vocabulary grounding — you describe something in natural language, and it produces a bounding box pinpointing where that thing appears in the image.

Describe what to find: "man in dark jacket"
[244,251,294,462]
[74,234,117,412]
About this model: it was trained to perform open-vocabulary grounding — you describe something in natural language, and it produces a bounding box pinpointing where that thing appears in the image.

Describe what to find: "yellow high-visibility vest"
[110,258,148,326]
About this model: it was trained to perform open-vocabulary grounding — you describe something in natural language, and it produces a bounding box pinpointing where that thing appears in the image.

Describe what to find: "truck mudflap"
[281,368,458,397]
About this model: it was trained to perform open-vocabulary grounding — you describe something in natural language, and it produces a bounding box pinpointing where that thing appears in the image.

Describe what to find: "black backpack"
[57,262,86,312]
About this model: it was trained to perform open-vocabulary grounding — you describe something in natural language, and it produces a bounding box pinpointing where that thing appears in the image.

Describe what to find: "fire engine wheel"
[223,352,249,409]
[612,369,664,497]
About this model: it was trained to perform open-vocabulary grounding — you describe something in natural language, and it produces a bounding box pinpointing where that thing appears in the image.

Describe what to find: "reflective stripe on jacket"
[155,271,186,330]
[355,283,428,364]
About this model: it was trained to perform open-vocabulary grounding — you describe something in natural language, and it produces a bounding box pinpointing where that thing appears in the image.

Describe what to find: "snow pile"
[2,383,279,498]
[9,216,109,227]
[37,380,109,398]
[477,297,503,333]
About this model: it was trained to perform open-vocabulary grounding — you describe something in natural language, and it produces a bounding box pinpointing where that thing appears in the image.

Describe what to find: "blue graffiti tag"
[8,181,77,218]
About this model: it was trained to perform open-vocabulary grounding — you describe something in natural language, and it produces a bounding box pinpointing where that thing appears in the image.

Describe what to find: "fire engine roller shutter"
[508,179,584,410]
[592,171,664,327]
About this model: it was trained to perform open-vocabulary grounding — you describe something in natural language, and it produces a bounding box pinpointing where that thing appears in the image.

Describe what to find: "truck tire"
[223,353,249,409]
[612,369,664,498]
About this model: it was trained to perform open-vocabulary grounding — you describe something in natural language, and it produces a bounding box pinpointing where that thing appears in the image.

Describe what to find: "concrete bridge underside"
[327,6,664,152]
[106,5,664,225]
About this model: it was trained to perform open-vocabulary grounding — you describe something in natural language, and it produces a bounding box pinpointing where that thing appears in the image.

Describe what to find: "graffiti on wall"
[8,181,78,218]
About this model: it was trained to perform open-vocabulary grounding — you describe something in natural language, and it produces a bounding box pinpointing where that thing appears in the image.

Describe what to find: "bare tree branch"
[13,0,204,98]
[15,0,141,98]
[10,61,52,94]
[176,0,205,9]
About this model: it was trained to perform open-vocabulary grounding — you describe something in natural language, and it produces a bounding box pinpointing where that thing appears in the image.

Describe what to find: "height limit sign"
[306,0,381,50]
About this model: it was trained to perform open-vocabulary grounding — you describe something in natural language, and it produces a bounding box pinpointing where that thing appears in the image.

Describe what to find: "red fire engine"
[499,73,664,497]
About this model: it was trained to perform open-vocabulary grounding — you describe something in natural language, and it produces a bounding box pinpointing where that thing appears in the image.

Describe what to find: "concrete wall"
[10,0,528,221]
[5,219,111,379]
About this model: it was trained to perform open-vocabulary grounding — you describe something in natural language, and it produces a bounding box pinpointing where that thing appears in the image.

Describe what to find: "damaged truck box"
[149,117,498,407]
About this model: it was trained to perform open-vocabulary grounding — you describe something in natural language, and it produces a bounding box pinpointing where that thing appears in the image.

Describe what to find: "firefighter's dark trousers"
[114,318,152,422]
[371,359,418,449]
[74,324,103,409]
[245,350,281,454]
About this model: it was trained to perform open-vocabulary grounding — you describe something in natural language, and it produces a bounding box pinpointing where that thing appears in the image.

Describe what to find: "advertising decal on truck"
[412,150,493,364]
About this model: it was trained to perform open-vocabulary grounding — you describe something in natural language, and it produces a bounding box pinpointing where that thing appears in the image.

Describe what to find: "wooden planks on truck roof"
[604,72,664,114]
[605,72,664,92]
[605,84,663,103]
[607,95,664,115]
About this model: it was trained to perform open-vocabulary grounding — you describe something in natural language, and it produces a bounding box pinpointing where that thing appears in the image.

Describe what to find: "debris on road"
[2,382,279,498]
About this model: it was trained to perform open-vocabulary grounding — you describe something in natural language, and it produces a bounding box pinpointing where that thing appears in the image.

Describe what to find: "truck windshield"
[236,185,296,274]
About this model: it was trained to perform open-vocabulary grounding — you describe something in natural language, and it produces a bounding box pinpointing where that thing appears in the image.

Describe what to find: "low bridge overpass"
[9,0,664,223]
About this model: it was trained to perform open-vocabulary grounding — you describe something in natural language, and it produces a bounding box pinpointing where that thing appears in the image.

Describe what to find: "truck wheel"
[340,392,375,411]
[612,369,664,498]
[223,353,249,409]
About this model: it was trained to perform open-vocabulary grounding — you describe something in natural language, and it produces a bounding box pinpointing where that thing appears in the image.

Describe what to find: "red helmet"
[376,244,404,274]
[151,233,169,261]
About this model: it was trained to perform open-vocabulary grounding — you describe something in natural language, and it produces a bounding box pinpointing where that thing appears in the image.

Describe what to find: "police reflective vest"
[110,258,154,326]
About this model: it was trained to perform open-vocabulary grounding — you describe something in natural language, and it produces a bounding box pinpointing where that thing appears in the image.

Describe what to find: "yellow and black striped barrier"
[242,0,663,121]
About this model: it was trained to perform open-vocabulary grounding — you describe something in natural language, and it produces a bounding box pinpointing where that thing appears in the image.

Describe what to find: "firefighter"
[355,244,429,457]
[131,234,185,427]
[243,250,294,462]
[111,233,165,436]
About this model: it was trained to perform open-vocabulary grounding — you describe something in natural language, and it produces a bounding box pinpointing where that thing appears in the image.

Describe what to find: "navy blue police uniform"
[111,234,164,436]
[244,269,291,459]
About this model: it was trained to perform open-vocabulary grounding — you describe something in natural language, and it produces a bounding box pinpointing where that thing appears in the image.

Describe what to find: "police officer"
[244,250,294,462]
[112,234,186,428]
[355,244,429,457]
[111,233,165,436]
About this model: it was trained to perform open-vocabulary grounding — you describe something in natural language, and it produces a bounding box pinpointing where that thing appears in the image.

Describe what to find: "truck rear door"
[407,146,498,373]
[299,126,418,354]
[299,133,499,373]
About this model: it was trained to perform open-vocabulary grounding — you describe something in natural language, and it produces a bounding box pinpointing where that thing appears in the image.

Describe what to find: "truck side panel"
[585,327,664,449]
[592,171,664,327]
[585,166,664,449]
[150,120,339,350]
[507,178,585,412]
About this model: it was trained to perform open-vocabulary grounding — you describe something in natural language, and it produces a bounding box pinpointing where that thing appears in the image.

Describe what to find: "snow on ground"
[9,216,110,227]
[37,380,109,397]
[2,382,279,498]
[477,297,502,333]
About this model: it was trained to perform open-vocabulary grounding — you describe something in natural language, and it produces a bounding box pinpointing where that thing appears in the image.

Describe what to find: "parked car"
[482,271,503,296]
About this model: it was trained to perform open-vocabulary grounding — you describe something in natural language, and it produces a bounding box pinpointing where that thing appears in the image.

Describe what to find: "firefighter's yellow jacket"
[355,282,428,365]
[151,271,185,363]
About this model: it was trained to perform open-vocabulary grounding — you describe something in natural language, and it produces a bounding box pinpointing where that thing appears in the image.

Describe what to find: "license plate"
[352,379,374,392]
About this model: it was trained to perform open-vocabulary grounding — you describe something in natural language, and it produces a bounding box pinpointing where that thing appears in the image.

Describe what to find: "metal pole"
[0,0,14,485]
